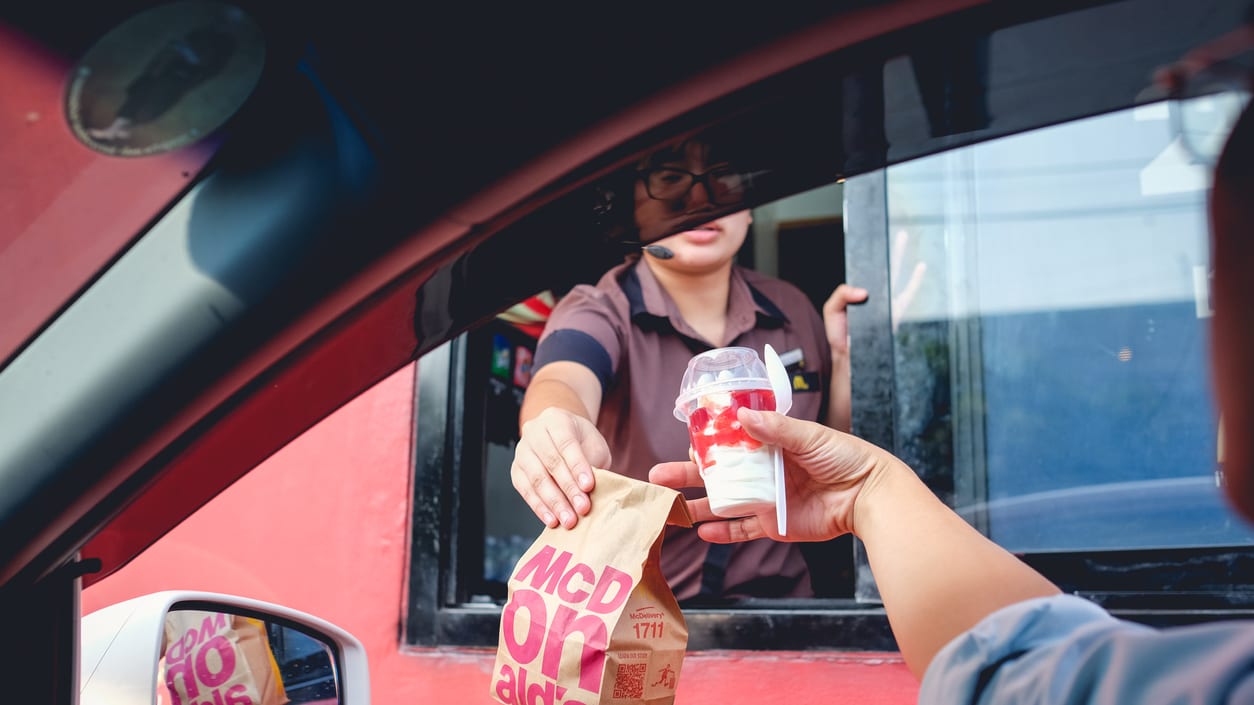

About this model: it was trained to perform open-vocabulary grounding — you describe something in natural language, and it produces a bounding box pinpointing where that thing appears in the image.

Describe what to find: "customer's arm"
[512,361,608,528]
[650,409,1060,678]
[853,447,1061,678]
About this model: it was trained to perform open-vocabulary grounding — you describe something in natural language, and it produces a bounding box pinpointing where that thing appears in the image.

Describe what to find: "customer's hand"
[511,406,610,529]
[650,408,898,543]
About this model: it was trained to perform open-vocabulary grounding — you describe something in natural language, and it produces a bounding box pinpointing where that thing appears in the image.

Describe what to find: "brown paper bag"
[491,467,693,705]
[161,610,289,705]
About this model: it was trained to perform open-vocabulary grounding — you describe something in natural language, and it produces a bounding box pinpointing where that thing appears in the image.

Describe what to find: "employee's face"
[633,139,748,248]
[647,209,752,272]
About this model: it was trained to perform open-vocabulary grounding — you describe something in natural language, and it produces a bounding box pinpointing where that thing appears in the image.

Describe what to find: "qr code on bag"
[612,663,648,699]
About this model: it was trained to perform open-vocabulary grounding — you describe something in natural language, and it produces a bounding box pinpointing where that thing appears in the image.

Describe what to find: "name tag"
[777,348,817,392]
[791,370,821,393]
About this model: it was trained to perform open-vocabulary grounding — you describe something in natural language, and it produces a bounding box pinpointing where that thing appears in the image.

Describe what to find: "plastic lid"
[673,346,771,422]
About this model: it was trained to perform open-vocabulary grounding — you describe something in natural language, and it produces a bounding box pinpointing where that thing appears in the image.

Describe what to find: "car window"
[422,95,1254,645]
[405,0,1254,649]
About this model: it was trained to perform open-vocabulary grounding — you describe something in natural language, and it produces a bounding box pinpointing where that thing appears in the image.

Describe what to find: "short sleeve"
[533,284,625,393]
[921,594,1254,704]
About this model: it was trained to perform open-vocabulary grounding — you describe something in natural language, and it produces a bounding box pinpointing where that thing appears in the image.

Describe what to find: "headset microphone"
[643,245,674,259]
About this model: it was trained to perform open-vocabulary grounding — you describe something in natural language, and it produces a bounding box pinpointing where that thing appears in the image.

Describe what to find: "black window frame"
[402,0,1254,650]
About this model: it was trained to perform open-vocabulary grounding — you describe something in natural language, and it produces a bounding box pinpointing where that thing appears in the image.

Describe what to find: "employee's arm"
[513,361,608,528]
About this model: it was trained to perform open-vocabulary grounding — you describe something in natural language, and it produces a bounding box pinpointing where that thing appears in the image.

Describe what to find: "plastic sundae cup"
[674,347,778,517]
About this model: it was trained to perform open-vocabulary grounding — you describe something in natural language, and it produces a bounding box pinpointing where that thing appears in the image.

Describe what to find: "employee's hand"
[825,230,929,347]
[512,406,611,529]
[823,283,869,356]
[650,408,893,543]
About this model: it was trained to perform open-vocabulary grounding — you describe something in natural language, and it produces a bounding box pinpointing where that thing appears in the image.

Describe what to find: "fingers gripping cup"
[674,347,778,517]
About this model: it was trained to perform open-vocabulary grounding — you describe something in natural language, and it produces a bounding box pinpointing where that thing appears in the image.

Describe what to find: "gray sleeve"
[921,594,1254,704]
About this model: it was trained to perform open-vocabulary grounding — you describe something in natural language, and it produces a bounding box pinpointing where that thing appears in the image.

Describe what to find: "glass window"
[884,100,1254,553]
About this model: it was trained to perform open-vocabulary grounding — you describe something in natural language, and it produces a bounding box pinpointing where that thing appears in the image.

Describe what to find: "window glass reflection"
[885,100,1254,552]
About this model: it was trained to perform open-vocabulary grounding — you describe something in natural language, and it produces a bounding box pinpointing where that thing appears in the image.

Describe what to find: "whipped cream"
[700,444,776,518]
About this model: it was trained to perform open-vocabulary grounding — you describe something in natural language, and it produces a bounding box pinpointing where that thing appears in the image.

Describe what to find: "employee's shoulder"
[551,270,629,315]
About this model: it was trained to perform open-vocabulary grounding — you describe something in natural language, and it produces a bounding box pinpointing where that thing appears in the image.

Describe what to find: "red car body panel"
[0,24,216,368]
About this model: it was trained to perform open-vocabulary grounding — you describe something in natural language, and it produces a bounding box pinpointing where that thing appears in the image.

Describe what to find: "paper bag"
[161,610,289,705]
[491,467,693,705]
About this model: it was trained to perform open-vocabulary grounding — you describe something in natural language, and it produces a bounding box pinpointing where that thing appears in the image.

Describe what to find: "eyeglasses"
[637,165,746,205]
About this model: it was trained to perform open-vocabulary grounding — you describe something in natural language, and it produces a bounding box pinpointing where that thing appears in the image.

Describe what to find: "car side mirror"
[81,591,369,705]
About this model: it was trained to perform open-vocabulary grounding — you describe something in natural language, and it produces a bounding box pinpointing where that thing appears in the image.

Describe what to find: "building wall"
[81,361,918,705]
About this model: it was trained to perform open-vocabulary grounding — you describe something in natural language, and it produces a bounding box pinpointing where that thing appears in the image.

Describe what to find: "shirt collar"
[621,259,790,343]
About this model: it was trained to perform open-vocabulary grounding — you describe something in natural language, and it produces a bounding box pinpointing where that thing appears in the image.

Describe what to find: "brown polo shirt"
[533,257,832,601]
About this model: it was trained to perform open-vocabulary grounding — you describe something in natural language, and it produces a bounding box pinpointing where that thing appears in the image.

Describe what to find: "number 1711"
[633,621,663,639]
